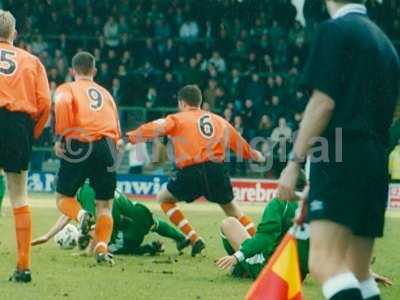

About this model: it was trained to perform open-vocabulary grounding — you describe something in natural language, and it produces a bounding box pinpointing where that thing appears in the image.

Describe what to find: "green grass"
[0,194,399,300]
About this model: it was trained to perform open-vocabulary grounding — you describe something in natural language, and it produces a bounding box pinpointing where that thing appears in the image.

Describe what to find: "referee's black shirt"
[303,6,400,146]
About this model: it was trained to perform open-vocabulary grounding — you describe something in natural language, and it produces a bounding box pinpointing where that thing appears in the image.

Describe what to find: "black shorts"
[56,138,117,200]
[307,138,388,238]
[167,162,234,204]
[0,108,34,173]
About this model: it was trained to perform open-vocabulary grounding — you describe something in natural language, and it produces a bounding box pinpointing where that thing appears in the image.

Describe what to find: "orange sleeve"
[54,86,73,137]
[33,59,51,138]
[226,122,258,160]
[127,115,176,144]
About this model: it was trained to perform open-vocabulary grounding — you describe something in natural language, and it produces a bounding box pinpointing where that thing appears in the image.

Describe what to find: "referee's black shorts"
[307,138,388,238]
[0,108,34,173]
[56,138,117,201]
[167,161,234,205]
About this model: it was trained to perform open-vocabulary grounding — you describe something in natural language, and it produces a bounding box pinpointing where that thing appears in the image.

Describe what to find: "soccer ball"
[54,224,79,250]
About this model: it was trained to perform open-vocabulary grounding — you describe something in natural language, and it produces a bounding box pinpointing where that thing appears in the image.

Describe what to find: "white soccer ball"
[54,224,79,250]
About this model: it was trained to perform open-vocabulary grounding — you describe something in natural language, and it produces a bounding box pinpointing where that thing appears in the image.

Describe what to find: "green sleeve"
[240,199,288,259]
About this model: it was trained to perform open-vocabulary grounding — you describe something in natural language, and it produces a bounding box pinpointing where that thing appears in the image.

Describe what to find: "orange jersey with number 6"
[55,79,120,142]
[0,42,51,138]
[127,109,259,169]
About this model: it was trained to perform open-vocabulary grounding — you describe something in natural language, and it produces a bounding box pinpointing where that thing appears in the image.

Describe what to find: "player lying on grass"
[216,188,392,287]
[122,85,265,257]
[32,184,190,256]
[216,174,310,280]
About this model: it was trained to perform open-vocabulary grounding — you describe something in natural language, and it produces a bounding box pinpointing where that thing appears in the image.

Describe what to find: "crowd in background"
[5,0,400,177]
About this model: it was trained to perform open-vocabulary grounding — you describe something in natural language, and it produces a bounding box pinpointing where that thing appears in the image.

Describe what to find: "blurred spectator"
[179,19,199,43]
[257,115,273,138]
[223,108,233,124]
[241,99,257,139]
[111,78,122,104]
[225,68,243,101]
[145,87,158,108]
[208,51,227,73]
[203,79,218,110]
[245,73,266,105]
[271,117,293,143]
[183,58,203,86]
[159,72,179,107]
[104,16,120,47]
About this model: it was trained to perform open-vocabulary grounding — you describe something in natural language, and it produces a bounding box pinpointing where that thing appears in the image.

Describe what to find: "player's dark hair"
[72,51,95,75]
[178,85,203,107]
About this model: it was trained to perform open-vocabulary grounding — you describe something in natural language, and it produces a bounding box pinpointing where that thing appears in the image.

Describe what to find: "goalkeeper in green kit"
[32,184,190,255]
[216,197,310,280]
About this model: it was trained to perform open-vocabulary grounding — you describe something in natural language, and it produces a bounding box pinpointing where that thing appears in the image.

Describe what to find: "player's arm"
[126,116,176,144]
[278,23,340,200]
[277,90,335,200]
[226,122,265,162]
[54,88,74,156]
[31,215,71,246]
[33,59,51,139]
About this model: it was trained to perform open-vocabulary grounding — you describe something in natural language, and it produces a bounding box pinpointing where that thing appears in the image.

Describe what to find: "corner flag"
[246,230,303,300]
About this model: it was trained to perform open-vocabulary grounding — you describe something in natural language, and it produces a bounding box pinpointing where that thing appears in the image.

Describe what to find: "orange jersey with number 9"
[0,42,51,138]
[127,109,259,169]
[55,79,120,142]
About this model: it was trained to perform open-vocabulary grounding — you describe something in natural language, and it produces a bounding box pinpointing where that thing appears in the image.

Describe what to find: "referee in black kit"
[277,1,399,300]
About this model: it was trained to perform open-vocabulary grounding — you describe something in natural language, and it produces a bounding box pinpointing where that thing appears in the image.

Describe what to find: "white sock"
[360,277,380,299]
[322,272,361,299]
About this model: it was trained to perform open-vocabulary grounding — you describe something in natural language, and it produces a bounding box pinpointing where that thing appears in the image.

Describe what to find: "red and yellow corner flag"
[246,231,303,300]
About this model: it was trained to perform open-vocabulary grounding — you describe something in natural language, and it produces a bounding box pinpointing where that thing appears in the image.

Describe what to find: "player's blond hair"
[0,10,16,40]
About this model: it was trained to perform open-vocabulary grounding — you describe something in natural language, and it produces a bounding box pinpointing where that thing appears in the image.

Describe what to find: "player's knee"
[96,200,112,216]
[157,188,175,204]
[221,217,240,234]
[6,172,28,205]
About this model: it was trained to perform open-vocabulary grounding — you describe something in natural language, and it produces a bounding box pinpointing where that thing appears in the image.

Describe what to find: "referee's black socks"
[322,273,363,300]
[360,277,381,300]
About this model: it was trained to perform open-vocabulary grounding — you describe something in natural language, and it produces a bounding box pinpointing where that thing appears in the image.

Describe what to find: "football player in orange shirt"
[124,85,265,256]
[0,10,51,282]
[54,52,120,265]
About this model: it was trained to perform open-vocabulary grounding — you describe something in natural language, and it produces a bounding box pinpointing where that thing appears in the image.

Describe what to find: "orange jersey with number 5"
[127,109,259,169]
[55,79,120,142]
[0,42,51,138]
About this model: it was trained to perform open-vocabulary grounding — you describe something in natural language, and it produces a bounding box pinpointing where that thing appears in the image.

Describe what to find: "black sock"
[330,288,363,300]
[365,296,380,300]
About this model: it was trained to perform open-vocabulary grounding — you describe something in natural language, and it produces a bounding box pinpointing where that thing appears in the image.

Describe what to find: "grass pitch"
[0,194,399,300]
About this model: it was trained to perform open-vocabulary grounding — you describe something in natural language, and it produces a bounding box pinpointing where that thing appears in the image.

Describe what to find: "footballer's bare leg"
[309,220,363,300]
[7,171,32,282]
[347,236,381,300]
[220,202,256,236]
[94,199,114,265]
[158,187,205,256]
[220,217,250,251]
